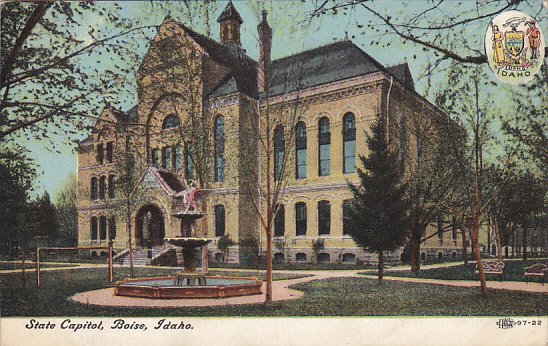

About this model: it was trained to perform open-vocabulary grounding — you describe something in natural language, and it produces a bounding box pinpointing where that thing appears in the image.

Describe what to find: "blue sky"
[18,0,545,200]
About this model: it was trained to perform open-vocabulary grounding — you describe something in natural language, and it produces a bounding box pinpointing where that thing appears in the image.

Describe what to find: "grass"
[1,267,546,317]
[379,259,548,283]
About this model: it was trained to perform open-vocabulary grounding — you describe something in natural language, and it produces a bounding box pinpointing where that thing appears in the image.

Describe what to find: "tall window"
[162,115,179,129]
[97,144,104,165]
[214,116,225,182]
[214,205,225,237]
[318,117,330,176]
[174,145,182,171]
[108,216,116,240]
[90,217,98,240]
[90,177,98,200]
[295,122,307,180]
[185,142,195,179]
[151,148,159,167]
[99,216,107,241]
[162,147,172,170]
[106,142,114,163]
[108,175,115,198]
[318,200,331,236]
[342,200,352,236]
[274,204,285,237]
[343,113,356,174]
[274,126,285,181]
[295,202,307,236]
[99,176,106,200]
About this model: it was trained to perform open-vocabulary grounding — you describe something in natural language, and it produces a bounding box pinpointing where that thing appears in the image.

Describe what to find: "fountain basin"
[165,237,212,247]
[114,275,262,299]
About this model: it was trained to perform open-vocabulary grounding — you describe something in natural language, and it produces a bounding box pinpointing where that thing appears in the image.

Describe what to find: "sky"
[13,0,546,200]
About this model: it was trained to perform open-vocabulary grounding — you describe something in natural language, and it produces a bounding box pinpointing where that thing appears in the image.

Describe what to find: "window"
[318,117,330,176]
[99,176,106,200]
[185,142,195,179]
[214,205,225,237]
[274,204,285,237]
[295,202,307,236]
[108,175,115,199]
[106,142,114,163]
[295,253,307,262]
[151,149,159,167]
[174,145,182,171]
[295,122,307,179]
[97,144,104,165]
[90,217,98,240]
[343,113,356,174]
[273,253,284,263]
[342,253,356,263]
[162,115,179,129]
[273,126,285,181]
[162,147,172,170]
[214,116,225,182]
[99,216,107,241]
[90,177,98,200]
[318,200,331,235]
[108,216,116,240]
[317,253,330,262]
[343,200,352,236]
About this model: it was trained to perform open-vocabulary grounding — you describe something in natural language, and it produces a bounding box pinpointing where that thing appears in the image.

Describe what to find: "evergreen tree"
[31,191,59,245]
[347,116,409,282]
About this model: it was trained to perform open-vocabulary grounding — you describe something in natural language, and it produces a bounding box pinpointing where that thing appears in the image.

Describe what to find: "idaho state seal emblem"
[485,10,544,84]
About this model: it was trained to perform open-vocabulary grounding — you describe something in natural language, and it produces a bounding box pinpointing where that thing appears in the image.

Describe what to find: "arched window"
[318,117,330,176]
[99,216,107,241]
[317,253,331,262]
[214,116,225,182]
[108,216,116,240]
[106,142,114,163]
[295,122,307,179]
[90,177,98,200]
[162,115,179,129]
[214,205,225,237]
[342,253,356,263]
[185,142,195,179]
[318,200,331,235]
[108,175,115,199]
[97,144,104,165]
[343,113,356,174]
[99,176,106,200]
[274,126,285,181]
[342,200,352,236]
[295,202,307,236]
[274,204,285,237]
[90,217,98,240]
[295,253,307,262]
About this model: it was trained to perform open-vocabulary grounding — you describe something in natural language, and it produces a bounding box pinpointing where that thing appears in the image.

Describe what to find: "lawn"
[379,259,548,283]
[1,267,546,316]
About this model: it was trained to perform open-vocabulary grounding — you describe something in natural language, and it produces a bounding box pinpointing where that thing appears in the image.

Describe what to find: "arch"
[274,125,285,181]
[295,253,307,262]
[135,204,165,247]
[295,121,307,180]
[318,200,331,235]
[317,253,330,262]
[90,217,98,240]
[273,253,285,263]
[90,177,98,200]
[437,252,443,259]
[420,252,426,261]
[99,215,107,241]
[342,253,356,263]
[99,176,106,200]
[318,117,331,176]
[342,112,356,174]
[108,175,115,199]
[214,115,225,182]
[295,202,307,236]
[162,114,180,129]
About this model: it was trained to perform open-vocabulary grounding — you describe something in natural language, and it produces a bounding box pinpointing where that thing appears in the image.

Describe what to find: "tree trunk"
[522,222,528,261]
[410,235,421,272]
[472,215,487,295]
[265,228,273,303]
[493,217,503,263]
[512,233,515,257]
[126,205,134,278]
[461,228,469,266]
[377,250,384,283]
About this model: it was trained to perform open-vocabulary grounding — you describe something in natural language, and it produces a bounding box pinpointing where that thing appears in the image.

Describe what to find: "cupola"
[217,0,243,46]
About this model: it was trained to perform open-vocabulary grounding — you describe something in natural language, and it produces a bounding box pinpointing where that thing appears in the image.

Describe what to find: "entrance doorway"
[136,204,165,247]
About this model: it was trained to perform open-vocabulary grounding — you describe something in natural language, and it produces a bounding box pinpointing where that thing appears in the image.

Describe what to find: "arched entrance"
[135,204,165,247]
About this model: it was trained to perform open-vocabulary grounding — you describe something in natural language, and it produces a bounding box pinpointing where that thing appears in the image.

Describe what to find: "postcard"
[1,1,546,345]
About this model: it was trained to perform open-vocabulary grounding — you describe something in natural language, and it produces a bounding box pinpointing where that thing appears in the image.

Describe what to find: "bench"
[524,263,548,285]
[476,261,504,277]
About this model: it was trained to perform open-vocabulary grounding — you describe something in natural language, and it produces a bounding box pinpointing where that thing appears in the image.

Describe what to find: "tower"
[257,10,272,94]
[217,0,243,46]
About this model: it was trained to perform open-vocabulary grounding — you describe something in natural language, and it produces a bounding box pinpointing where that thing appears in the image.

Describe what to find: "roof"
[386,63,415,90]
[217,1,243,24]
[268,40,414,96]
[157,170,185,193]
[78,105,138,145]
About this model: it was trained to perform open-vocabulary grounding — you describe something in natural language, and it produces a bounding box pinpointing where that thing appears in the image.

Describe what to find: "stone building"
[76,2,489,265]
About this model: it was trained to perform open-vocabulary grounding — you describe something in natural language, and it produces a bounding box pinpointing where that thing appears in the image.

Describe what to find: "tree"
[1,1,154,142]
[54,174,78,247]
[0,145,36,256]
[347,116,409,282]
[30,191,59,246]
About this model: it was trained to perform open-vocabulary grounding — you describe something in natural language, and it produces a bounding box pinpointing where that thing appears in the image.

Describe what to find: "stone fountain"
[114,181,262,299]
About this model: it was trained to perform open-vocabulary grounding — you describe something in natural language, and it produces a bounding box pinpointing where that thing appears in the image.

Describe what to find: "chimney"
[257,10,272,95]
